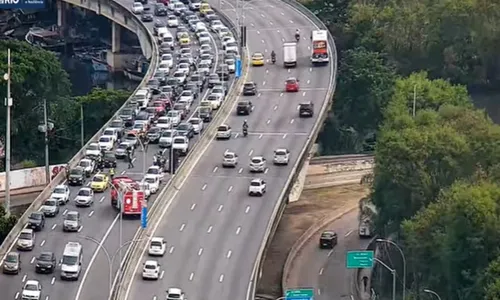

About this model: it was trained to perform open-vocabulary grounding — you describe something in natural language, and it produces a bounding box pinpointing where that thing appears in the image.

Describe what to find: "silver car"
[115,142,129,158]
[222,151,238,168]
[63,211,81,232]
[74,188,94,207]
[41,199,59,217]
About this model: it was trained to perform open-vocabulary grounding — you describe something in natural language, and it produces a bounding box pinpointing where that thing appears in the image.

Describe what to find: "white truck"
[283,42,297,68]
[311,30,329,64]
[358,197,376,238]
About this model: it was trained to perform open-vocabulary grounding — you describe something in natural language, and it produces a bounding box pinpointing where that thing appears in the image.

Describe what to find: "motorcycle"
[243,127,248,137]
[271,56,276,64]
[295,33,300,42]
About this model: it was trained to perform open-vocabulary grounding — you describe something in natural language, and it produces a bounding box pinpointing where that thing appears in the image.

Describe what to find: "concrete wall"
[0,164,66,192]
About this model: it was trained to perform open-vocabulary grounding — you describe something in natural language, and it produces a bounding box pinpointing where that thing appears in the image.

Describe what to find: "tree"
[318,47,396,154]
[0,206,17,244]
[402,181,500,300]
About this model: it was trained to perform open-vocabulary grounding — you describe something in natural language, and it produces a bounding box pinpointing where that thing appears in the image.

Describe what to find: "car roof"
[168,288,182,294]
[251,178,263,183]
[151,237,164,242]
[67,211,79,216]
[275,148,288,152]
[25,280,39,285]
[79,187,92,191]
[55,184,67,189]
[21,228,34,233]
[145,260,158,265]
[251,156,264,160]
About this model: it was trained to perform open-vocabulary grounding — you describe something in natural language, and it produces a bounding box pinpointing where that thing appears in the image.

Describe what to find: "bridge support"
[106,22,124,72]
[57,1,68,28]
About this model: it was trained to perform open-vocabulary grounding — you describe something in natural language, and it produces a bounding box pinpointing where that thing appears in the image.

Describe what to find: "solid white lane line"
[169,246,175,254]
[202,183,207,190]
[189,272,194,281]
[51,224,57,230]
[207,226,213,233]
[190,203,197,211]
[179,224,186,232]
[226,250,232,258]
[236,227,241,235]
[218,205,224,212]
[245,206,251,214]
[198,248,203,256]
[40,240,45,247]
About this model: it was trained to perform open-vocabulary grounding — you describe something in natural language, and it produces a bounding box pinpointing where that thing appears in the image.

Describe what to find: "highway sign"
[285,288,314,300]
[235,59,242,78]
[346,250,374,268]
[141,206,147,229]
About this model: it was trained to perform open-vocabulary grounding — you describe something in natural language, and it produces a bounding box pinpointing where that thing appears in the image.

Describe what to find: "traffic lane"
[288,210,358,299]
[319,223,372,300]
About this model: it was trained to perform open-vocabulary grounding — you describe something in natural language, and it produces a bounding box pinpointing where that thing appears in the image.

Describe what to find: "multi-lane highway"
[122,1,334,300]
[285,210,371,300]
[0,5,232,300]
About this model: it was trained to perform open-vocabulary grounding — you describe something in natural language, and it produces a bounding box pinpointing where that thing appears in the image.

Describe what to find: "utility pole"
[43,98,50,184]
[4,48,12,215]
[80,104,84,148]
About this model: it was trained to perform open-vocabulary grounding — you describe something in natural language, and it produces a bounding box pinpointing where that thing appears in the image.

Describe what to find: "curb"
[281,204,358,292]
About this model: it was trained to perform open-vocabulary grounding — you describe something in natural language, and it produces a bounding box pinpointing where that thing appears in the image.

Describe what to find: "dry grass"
[256,184,369,297]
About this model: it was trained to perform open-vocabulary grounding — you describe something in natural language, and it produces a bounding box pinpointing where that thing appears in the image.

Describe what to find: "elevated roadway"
[0,3,233,300]
[119,1,336,300]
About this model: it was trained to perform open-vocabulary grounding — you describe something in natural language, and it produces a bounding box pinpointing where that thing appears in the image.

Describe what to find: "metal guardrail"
[248,1,339,299]
[310,154,375,165]
[0,0,159,264]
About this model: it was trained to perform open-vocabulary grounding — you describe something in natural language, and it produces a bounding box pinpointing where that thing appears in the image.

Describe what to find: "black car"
[176,123,195,139]
[154,3,168,16]
[141,13,154,22]
[319,231,338,249]
[28,212,45,231]
[103,151,117,168]
[147,127,162,143]
[243,82,258,96]
[199,106,213,122]
[299,101,314,117]
[237,100,253,115]
[35,252,56,274]
[68,167,85,186]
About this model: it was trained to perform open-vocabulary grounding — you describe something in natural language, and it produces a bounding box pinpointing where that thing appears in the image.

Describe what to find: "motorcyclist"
[295,29,300,41]
[109,167,115,179]
[271,50,276,63]
[243,120,249,135]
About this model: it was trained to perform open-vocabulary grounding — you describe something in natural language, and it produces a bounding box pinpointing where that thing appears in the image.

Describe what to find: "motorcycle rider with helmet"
[295,29,300,41]
[271,50,276,63]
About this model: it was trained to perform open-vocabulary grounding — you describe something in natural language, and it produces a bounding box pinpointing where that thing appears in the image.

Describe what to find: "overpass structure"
[0,1,337,300]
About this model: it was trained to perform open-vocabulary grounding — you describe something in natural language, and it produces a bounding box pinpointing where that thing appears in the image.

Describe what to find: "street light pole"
[423,289,441,300]
[374,257,396,300]
[4,48,12,215]
[377,239,407,300]
[80,104,84,148]
[43,98,50,184]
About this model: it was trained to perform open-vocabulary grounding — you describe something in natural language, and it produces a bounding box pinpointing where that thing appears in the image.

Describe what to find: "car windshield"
[88,144,99,150]
[159,63,169,69]
[173,138,185,144]
[251,158,262,163]
[44,200,56,206]
[66,213,78,221]
[53,187,66,194]
[224,153,234,159]
[167,111,178,117]
[149,128,160,133]
[207,95,217,101]
[162,131,173,137]
[30,213,42,220]
[99,137,110,142]
[189,119,200,124]
[174,72,184,78]
[126,135,136,141]
[78,189,91,197]
[38,253,52,261]
[151,241,162,247]
[79,161,90,167]
[218,126,228,131]
[213,89,223,94]
[158,118,169,124]
[24,284,38,291]
[111,121,122,127]
[146,107,156,114]
[148,168,159,174]
[118,144,128,149]
[276,150,287,155]
[153,102,163,107]
[145,264,156,270]
[103,130,114,136]
[177,124,188,130]
[93,176,103,182]
[19,232,32,240]
[5,254,17,263]
[145,177,156,184]
[200,107,211,113]
[70,169,83,175]
[244,83,254,88]
[133,124,143,129]
[287,79,297,84]
[121,109,133,115]
[168,293,181,298]
[181,91,192,96]
[199,64,209,69]
[250,181,262,186]
[238,101,249,106]
[62,255,78,265]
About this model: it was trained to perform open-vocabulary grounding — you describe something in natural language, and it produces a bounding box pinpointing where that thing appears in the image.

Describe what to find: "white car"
[148,237,166,256]
[188,118,203,134]
[210,86,225,99]
[225,58,236,73]
[225,42,239,53]
[248,178,266,196]
[85,143,100,157]
[160,55,174,68]
[172,136,189,155]
[177,63,191,75]
[173,70,187,84]
[78,158,95,176]
[216,124,231,140]
[250,156,267,172]
[197,63,210,74]
[167,15,179,27]
[147,165,164,182]
[167,0,179,10]
[166,110,181,127]
[98,136,114,151]
[139,182,152,199]
[157,62,170,73]
[206,94,222,110]
[22,280,42,300]
[159,129,178,148]
[210,20,224,31]
[218,27,231,39]
[178,99,191,112]
[142,260,160,280]
[143,175,160,193]
[273,148,290,165]
[156,116,171,129]
[74,187,94,207]
[50,184,70,205]
[179,90,194,105]
[131,2,144,13]
[200,44,212,53]
[102,128,118,142]
[167,288,185,300]
[198,31,211,44]
[222,36,236,47]
[222,151,238,167]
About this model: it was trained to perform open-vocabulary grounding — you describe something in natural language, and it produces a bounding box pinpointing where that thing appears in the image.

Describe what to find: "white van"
[195,22,207,32]
[134,88,151,108]
[61,242,83,280]
[161,34,175,48]
[157,27,170,42]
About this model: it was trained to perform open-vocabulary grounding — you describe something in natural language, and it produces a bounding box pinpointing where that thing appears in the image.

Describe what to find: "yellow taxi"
[90,173,109,192]
[200,3,211,15]
[179,33,191,46]
[251,52,265,66]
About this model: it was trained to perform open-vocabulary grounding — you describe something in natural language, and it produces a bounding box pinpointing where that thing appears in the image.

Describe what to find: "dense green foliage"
[0,41,130,169]
[0,206,17,244]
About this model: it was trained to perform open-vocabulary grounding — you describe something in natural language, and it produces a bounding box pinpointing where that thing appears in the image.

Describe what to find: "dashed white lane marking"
[189,272,194,281]
[45,296,49,300]
[281,38,285,42]
[319,268,324,275]
[30,257,35,264]
[288,68,291,73]
[245,206,251,214]
[307,80,310,84]
[202,184,207,190]
[236,227,241,235]
[198,248,203,256]
[318,289,321,295]
[51,224,57,230]
[281,12,284,15]
[269,21,273,25]
[273,105,278,110]
[51,277,56,285]
[86,182,91,186]
[262,81,266,86]
[345,230,353,237]
[190,203,196,211]
[264,168,269,174]
[297,105,301,110]
[238,168,243,173]
[277,29,280,33]
[218,204,224,212]
[88,211,94,217]
[78,226,83,232]
[266,119,271,124]
[120,170,126,175]
[219,274,225,282]
[261,40,265,43]
[160,270,165,279]
[266,69,269,74]
[153,296,157,300]
[15,292,19,299]
[283,134,287,139]
[259,134,263,139]
[22,274,27,282]
[207,226,213,233]
[99,196,105,203]
[258,93,262,97]
[248,149,254,156]
[309,68,313,72]
[260,13,265,17]
[280,92,284,97]
[289,20,294,23]
[179,224,186,232]
[302,92,306,96]
[40,240,45,247]
[169,246,175,254]
[235,133,239,138]
[228,185,233,192]
[226,250,232,258]
[256,30,260,34]
[250,23,255,27]
[290,119,295,124]
[328,250,334,257]
[213,166,218,173]
[63,209,68,215]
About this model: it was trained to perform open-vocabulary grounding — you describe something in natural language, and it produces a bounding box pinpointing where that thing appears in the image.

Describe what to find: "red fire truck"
[110,176,140,209]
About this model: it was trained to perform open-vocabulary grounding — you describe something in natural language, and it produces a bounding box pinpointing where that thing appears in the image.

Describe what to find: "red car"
[152,101,167,115]
[157,0,169,4]
[285,77,300,92]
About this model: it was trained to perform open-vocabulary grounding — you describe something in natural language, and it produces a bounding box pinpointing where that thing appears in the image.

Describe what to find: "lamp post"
[423,289,441,300]
[376,238,406,300]
[374,257,396,300]
[131,132,147,176]
[80,235,144,298]
[37,99,53,185]
[3,48,12,215]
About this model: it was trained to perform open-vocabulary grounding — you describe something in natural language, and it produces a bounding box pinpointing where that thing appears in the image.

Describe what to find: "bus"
[311,30,329,65]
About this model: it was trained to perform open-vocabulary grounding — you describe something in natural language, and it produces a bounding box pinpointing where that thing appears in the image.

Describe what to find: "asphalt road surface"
[124,1,334,300]
[0,6,231,300]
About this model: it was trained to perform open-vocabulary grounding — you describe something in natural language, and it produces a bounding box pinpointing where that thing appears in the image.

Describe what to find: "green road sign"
[346,250,374,268]
[285,289,314,300]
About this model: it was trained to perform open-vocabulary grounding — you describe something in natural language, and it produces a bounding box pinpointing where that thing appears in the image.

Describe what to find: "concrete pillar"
[112,22,121,53]
[57,1,67,28]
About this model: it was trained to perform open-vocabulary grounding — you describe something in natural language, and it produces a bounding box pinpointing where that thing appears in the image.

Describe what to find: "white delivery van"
[61,242,83,280]
[157,27,170,43]
[283,42,297,68]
